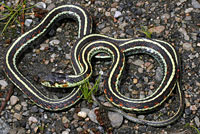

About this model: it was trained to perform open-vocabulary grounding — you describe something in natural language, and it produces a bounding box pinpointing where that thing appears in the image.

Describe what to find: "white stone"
[77,111,87,118]
[28,116,38,124]
[0,80,8,88]
[10,96,19,106]
[114,11,122,18]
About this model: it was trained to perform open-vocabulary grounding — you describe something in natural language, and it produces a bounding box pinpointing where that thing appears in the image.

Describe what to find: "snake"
[4,4,92,110]
[3,4,184,127]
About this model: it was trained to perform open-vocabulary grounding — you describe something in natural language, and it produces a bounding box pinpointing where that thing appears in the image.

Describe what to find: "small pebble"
[88,108,99,124]
[21,102,28,107]
[192,0,200,8]
[138,67,143,73]
[14,104,22,111]
[0,80,8,88]
[49,40,60,46]
[185,8,194,13]
[10,96,19,106]
[133,78,138,84]
[133,59,144,66]
[179,27,190,40]
[108,111,123,128]
[190,105,197,111]
[114,11,122,18]
[61,129,70,134]
[62,116,69,124]
[40,43,49,51]
[182,43,192,51]
[13,113,22,120]
[155,67,162,81]
[36,2,46,9]
[65,54,71,60]
[149,26,165,34]
[25,19,33,27]
[31,106,39,113]
[102,27,111,33]
[138,115,145,120]
[77,111,87,118]
[28,116,38,124]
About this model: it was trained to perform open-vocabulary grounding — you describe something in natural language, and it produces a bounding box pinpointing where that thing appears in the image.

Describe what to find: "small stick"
[0,84,14,114]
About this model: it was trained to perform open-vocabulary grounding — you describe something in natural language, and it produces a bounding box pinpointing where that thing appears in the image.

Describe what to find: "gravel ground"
[0,0,200,134]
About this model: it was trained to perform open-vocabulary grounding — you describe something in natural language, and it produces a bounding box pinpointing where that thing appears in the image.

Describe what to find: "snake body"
[3,4,184,126]
[4,5,92,110]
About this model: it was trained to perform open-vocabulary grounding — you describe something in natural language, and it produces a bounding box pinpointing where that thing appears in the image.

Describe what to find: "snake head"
[40,72,68,87]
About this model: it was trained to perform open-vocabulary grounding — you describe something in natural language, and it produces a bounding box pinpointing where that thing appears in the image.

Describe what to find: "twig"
[20,0,25,34]
[0,84,14,114]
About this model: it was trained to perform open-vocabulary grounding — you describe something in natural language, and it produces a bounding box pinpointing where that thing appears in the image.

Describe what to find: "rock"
[17,128,26,134]
[177,0,187,6]
[88,108,99,124]
[30,106,39,113]
[13,113,22,120]
[182,43,192,51]
[190,105,197,111]
[0,80,8,88]
[49,39,60,46]
[155,67,162,81]
[98,23,105,29]
[45,0,52,4]
[136,83,142,88]
[108,111,123,128]
[149,26,165,34]
[140,91,145,99]
[134,8,143,16]
[65,54,71,60]
[133,59,144,66]
[161,13,170,20]
[114,11,122,18]
[10,96,19,106]
[179,27,189,40]
[102,27,111,33]
[0,119,10,134]
[77,111,87,118]
[28,116,38,124]
[62,129,70,134]
[138,67,143,73]
[36,2,46,9]
[119,22,128,30]
[25,19,33,27]
[40,43,49,51]
[44,114,48,119]
[62,116,69,124]
[185,16,192,21]
[76,127,83,133]
[185,8,194,13]
[192,0,200,8]
[138,115,145,120]
[81,108,90,114]
[197,43,200,47]
[15,104,22,111]
[185,108,191,115]
[194,116,200,127]
[105,11,111,17]
[133,78,138,84]
[21,102,28,107]
[125,28,134,36]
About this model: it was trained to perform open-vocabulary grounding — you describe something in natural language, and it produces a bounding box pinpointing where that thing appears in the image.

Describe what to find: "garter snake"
[4,4,92,110]
[3,4,184,126]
